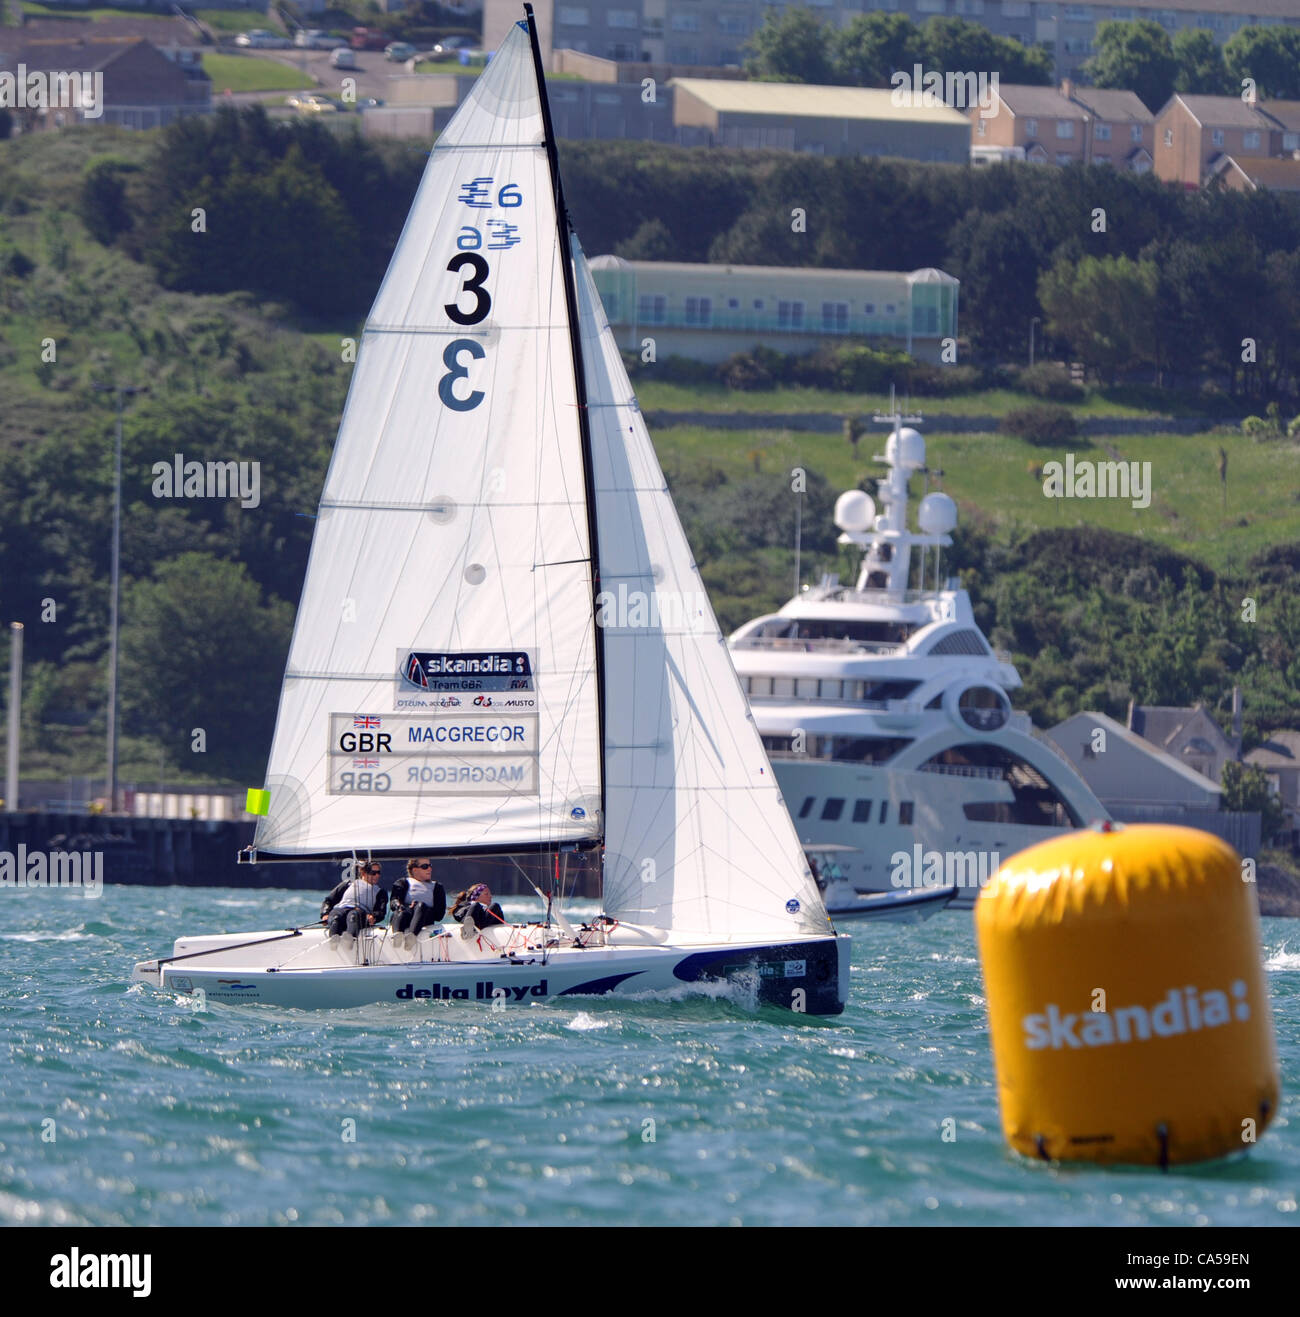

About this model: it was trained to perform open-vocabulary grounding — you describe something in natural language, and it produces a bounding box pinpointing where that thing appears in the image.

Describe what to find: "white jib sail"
[574,244,829,941]
[255,23,601,855]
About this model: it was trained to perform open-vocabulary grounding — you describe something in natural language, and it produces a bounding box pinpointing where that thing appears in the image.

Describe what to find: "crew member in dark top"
[390,857,446,947]
[450,882,506,934]
[320,861,388,940]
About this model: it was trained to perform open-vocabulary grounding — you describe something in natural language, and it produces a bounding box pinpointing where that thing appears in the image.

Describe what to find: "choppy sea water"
[1,886,1296,1227]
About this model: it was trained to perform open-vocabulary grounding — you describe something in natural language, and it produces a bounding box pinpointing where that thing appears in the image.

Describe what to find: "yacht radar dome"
[886,427,925,471]
[918,491,958,536]
[834,490,875,534]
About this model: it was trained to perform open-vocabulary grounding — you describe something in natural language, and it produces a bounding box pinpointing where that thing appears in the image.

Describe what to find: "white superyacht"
[728,408,1107,915]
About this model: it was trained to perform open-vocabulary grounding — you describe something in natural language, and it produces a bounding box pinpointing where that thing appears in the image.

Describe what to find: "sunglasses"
[414,862,431,869]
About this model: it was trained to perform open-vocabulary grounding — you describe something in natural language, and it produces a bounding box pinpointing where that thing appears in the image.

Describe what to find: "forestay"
[573,244,827,940]
[255,23,601,855]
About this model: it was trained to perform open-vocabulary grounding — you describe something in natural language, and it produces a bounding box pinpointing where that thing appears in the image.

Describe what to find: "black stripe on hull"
[672,938,846,1016]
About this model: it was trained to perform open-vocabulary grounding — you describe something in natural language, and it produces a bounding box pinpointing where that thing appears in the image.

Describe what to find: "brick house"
[1153,93,1278,189]
[972,81,1153,169]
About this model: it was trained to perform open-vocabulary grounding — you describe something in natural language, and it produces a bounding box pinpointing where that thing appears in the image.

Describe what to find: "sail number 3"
[439,180,522,411]
[440,253,491,412]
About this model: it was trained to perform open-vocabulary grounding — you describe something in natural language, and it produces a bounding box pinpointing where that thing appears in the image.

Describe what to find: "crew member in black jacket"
[389,857,447,947]
[451,882,506,934]
[320,861,388,939]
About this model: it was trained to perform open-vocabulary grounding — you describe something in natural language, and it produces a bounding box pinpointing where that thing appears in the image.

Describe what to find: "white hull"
[132,923,851,1015]
[825,884,956,922]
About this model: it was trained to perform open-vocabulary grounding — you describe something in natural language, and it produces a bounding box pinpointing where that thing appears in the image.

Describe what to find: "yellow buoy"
[976,823,1279,1166]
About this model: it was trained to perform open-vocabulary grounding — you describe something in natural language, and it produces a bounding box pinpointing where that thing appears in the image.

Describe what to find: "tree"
[919,16,999,76]
[834,13,923,87]
[1220,762,1286,839]
[1224,26,1300,100]
[1172,28,1232,96]
[743,7,837,84]
[1085,20,1179,114]
[944,207,1047,359]
[81,158,136,245]
[1038,254,1159,383]
[992,36,1053,86]
[119,554,293,781]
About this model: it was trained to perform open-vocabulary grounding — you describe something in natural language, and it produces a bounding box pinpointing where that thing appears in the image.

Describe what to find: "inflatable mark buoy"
[976,823,1279,1166]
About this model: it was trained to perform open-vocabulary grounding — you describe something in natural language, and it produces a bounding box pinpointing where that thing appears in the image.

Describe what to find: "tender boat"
[132,9,849,1014]
[806,844,955,921]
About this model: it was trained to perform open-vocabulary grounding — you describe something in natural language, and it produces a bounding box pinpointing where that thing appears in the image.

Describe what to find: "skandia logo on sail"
[1022,981,1251,1051]
[401,649,534,691]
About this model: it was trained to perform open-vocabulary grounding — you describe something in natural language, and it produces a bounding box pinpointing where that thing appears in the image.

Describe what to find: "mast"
[524,3,608,845]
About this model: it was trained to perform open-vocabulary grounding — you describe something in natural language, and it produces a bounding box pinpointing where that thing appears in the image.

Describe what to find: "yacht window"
[926,693,943,709]
[852,799,873,823]
[772,678,795,698]
[830,736,912,763]
[749,676,773,697]
[821,798,845,821]
[928,630,989,656]
[958,685,1010,732]
[796,678,820,698]
[790,619,914,645]
[899,801,914,825]
[797,796,815,819]
[879,801,889,823]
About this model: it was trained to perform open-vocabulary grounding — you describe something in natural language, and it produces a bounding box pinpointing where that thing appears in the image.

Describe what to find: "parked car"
[384,41,417,62]
[296,94,339,115]
[235,29,292,50]
[296,29,348,49]
[357,96,384,108]
[434,35,473,51]
[350,26,389,51]
[329,46,358,70]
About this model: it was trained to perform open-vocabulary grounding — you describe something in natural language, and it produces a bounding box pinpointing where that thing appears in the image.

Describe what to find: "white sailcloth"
[574,244,828,940]
[255,23,601,855]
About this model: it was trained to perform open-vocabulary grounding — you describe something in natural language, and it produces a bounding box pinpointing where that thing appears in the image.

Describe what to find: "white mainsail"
[573,246,828,940]
[255,23,601,856]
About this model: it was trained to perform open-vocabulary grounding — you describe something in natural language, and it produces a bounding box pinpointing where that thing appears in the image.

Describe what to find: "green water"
[1,887,1296,1226]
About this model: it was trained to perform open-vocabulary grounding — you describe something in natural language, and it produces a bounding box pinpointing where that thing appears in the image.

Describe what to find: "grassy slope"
[201,53,316,94]
[633,380,1235,419]
[653,425,1300,578]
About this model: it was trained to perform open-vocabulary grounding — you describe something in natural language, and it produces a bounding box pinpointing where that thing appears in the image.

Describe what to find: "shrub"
[1003,404,1079,446]
[1015,361,1084,402]
[1241,415,1280,439]
[909,361,982,396]
[718,345,786,391]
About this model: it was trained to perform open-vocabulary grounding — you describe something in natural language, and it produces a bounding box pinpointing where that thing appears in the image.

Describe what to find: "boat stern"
[671,933,850,1016]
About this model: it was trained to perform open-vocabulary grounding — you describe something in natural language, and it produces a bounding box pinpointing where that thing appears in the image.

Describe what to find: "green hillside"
[1,123,1298,792]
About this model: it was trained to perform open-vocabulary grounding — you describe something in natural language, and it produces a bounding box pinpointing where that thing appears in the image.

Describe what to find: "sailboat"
[131,9,849,1015]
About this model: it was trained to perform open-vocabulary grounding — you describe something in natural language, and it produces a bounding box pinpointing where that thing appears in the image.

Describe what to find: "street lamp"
[93,382,148,814]
[1029,316,1041,368]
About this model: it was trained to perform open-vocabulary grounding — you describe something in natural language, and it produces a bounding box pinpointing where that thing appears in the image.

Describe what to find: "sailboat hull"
[132,927,850,1015]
